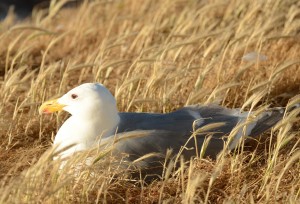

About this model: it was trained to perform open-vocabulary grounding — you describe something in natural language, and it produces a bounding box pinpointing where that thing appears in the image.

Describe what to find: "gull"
[39,83,284,173]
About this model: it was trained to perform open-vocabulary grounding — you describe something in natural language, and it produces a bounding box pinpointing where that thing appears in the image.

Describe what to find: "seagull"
[39,83,284,174]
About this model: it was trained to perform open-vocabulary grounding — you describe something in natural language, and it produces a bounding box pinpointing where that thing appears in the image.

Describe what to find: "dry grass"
[0,0,299,203]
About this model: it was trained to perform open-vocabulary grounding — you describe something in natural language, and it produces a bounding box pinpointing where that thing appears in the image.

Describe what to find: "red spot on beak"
[43,109,52,115]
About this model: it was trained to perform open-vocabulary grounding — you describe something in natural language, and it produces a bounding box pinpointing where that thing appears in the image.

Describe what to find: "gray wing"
[110,129,226,180]
[118,105,241,136]
[112,105,283,172]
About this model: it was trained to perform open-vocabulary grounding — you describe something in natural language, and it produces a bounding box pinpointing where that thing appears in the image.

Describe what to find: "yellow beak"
[39,98,66,115]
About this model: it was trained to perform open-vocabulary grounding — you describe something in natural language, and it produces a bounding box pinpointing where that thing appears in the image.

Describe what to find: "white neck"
[53,109,120,158]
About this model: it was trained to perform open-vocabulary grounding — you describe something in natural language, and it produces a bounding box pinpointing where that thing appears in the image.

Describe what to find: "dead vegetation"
[0,0,299,203]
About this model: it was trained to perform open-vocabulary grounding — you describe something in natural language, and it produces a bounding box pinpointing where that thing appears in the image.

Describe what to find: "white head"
[39,83,118,118]
[39,83,120,158]
[59,83,117,118]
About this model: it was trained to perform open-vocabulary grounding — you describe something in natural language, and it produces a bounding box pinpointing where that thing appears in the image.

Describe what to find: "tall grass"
[0,0,299,203]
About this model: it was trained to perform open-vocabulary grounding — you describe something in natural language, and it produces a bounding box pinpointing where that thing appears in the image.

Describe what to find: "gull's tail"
[250,103,300,136]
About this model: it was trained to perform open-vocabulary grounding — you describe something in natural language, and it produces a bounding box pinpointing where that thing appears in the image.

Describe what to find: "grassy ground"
[0,0,299,203]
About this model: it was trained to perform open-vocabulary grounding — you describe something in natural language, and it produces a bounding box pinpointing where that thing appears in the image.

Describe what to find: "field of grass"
[0,0,299,203]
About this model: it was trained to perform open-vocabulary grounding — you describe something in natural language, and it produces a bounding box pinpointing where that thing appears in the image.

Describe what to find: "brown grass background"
[0,0,299,203]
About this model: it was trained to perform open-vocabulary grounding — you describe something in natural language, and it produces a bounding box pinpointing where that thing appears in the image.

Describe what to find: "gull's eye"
[71,94,78,99]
